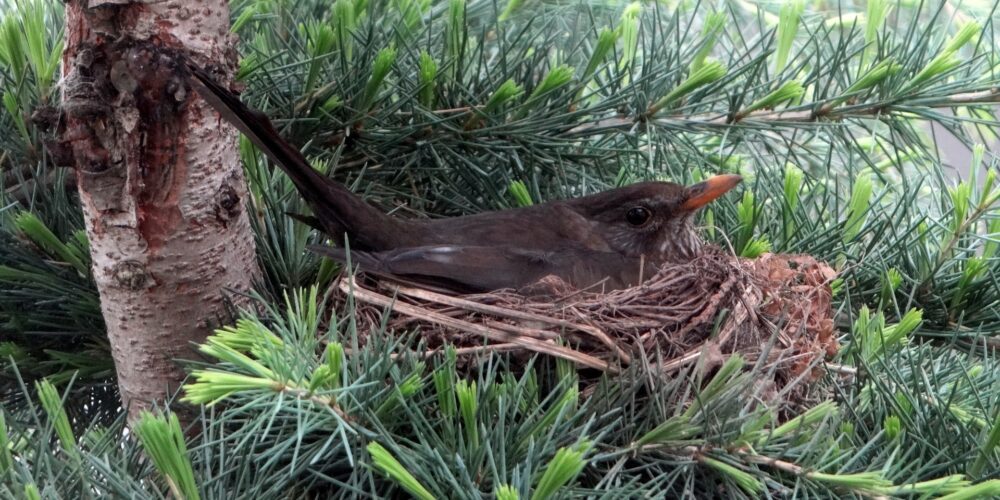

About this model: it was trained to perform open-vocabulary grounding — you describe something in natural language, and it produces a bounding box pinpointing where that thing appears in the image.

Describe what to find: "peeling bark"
[60,0,257,418]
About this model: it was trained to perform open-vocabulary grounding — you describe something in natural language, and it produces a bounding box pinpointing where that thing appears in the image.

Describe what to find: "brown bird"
[186,63,741,293]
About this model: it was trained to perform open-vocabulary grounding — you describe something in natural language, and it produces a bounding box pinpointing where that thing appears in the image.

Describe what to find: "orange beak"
[680,174,743,211]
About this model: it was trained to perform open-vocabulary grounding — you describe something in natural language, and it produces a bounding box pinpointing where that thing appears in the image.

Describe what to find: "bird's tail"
[185,62,401,250]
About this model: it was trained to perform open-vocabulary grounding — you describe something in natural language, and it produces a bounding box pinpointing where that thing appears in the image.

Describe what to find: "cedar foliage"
[1,0,1000,497]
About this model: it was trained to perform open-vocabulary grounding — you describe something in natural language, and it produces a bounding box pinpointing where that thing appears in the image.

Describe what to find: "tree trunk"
[60,0,256,419]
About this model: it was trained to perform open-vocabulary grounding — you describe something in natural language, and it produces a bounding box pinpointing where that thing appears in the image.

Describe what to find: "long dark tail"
[185,62,401,250]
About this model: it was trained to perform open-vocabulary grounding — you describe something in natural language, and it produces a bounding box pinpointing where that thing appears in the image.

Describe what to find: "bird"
[185,62,742,293]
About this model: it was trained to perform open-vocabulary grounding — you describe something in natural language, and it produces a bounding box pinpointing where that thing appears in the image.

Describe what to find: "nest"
[337,247,838,398]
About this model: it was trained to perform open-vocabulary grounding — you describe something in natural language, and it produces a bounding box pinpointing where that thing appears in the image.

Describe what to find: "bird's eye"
[625,206,652,226]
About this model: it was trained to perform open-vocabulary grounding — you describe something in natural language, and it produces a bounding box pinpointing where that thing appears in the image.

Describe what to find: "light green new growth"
[740,237,772,258]
[769,401,838,441]
[862,0,892,65]
[496,484,520,500]
[368,442,436,500]
[742,80,805,115]
[360,47,396,112]
[702,456,762,495]
[456,379,479,447]
[633,415,702,447]
[531,441,591,500]
[582,28,619,86]
[2,90,28,141]
[0,412,11,474]
[521,65,574,113]
[971,412,1000,476]
[418,50,438,108]
[648,60,727,114]
[774,0,804,73]
[690,12,726,72]
[485,80,524,114]
[831,58,901,107]
[618,2,642,69]
[808,471,892,490]
[509,180,533,206]
[134,412,200,500]
[183,371,282,405]
[842,174,873,243]
[333,0,356,59]
[499,0,524,22]
[303,21,336,92]
[782,163,803,239]
[446,0,466,73]
[35,380,75,455]
[902,21,981,93]
[883,415,902,439]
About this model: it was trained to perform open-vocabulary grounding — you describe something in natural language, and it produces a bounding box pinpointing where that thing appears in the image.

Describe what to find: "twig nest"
[338,246,837,393]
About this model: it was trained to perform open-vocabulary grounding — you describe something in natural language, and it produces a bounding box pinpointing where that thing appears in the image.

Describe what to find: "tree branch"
[564,87,1000,136]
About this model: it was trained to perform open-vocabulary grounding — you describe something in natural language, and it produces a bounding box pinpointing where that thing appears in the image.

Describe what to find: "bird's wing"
[417,203,613,253]
[308,244,550,293]
[308,244,643,293]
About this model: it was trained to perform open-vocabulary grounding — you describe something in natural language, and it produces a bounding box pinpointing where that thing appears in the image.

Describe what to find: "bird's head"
[570,174,742,262]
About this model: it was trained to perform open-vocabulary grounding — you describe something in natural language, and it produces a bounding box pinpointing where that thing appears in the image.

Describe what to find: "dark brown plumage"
[186,63,741,293]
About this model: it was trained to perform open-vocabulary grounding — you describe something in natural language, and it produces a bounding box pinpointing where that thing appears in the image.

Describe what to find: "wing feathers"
[307,244,641,293]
